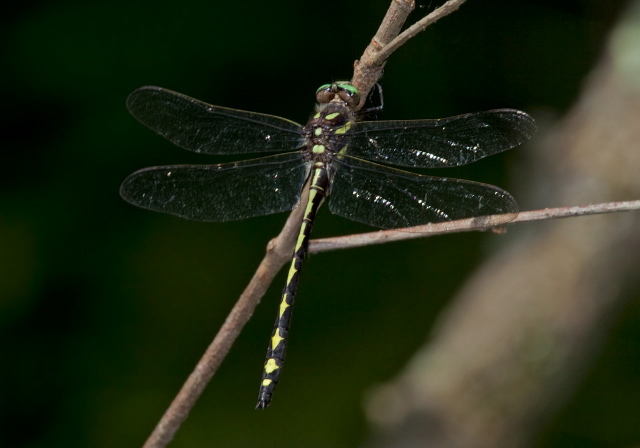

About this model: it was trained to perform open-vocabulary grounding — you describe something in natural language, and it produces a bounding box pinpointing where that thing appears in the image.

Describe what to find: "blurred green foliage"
[1,0,638,447]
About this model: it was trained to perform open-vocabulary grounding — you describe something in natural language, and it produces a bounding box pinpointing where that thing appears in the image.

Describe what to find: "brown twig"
[309,200,640,253]
[352,0,415,106]
[372,0,469,66]
[352,0,468,104]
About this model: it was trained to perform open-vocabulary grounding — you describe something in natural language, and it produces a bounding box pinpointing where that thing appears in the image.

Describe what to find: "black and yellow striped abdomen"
[256,166,329,409]
[255,99,356,409]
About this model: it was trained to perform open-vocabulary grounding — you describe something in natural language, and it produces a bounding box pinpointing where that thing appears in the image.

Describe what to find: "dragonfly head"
[316,82,360,108]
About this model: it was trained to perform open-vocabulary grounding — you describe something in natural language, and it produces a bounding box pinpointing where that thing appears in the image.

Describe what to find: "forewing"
[127,86,305,154]
[120,152,309,222]
[348,109,536,168]
[328,155,518,229]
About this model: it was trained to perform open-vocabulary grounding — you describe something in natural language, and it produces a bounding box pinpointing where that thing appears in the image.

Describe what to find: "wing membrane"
[127,86,305,154]
[328,155,518,229]
[120,152,309,222]
[348,109,536,168]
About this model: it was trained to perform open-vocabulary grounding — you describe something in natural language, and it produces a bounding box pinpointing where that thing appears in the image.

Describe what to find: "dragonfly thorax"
[302,102,355,162]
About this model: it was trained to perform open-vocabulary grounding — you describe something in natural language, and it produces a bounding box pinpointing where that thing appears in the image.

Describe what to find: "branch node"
[488,226,509,235]
[266,237,278,253]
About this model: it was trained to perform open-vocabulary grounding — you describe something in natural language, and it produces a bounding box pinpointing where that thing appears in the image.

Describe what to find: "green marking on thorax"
[336,145,349,160]
[335,121,352,135]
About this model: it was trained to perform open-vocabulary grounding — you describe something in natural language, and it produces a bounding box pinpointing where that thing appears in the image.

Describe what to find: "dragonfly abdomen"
[256,165,329,409]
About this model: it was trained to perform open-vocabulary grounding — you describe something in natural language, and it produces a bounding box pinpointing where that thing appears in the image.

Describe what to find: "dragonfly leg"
[357,83,384,117]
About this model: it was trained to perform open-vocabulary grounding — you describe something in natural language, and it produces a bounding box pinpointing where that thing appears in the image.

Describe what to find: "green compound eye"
[316,82,359,97]
[337,83,359,97]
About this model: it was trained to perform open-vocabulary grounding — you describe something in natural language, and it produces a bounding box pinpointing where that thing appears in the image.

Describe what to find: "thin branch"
[372,0,469,66]
[352,0,468,103]
[308,200,640,253]
[352,0,415,105]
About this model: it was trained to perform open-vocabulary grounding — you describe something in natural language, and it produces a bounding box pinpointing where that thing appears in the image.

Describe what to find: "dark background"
[1,0,638,447]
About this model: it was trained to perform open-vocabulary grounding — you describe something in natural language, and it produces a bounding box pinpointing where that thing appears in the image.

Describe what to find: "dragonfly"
[120,82,536,409]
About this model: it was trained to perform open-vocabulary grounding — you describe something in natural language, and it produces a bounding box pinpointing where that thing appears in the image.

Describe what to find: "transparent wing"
[328,155,518,229]
[127,86,305,154]
[120,152,309,222]
[348,109,536,168]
